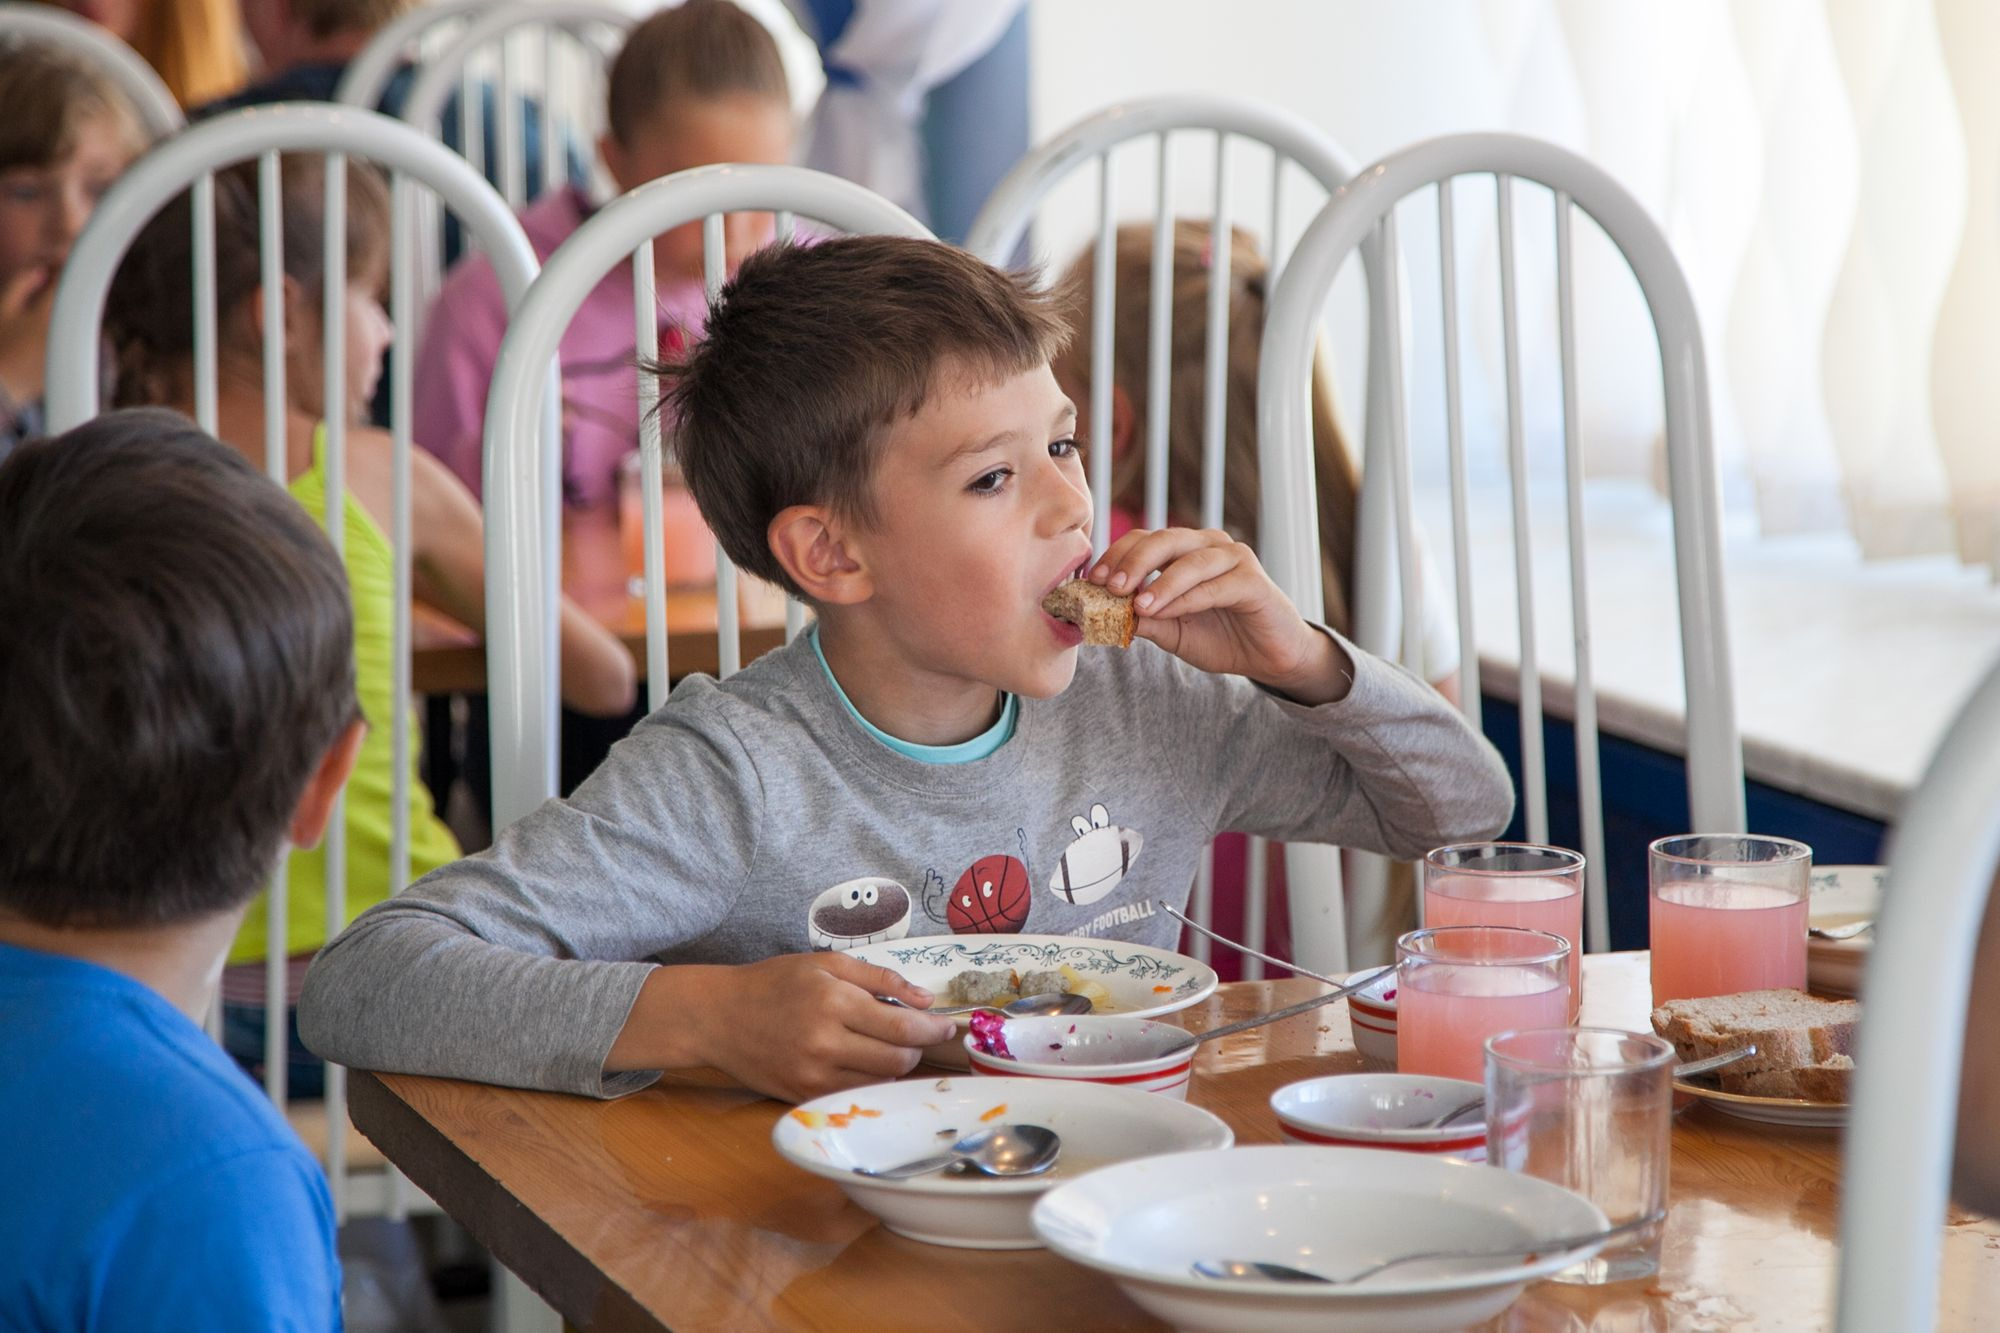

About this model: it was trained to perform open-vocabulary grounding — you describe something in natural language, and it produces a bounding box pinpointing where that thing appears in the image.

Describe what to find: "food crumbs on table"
[788,1109,826,1128]
[980,1103,1008,1122]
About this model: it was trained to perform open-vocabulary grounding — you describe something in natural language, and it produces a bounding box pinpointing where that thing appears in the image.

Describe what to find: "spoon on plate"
[1416,1046,1760,1130]
[1191,1211,1667,1286]
[1809,920,1874,941]
[850,1123,1061,1180]
[877,992,1094,1019]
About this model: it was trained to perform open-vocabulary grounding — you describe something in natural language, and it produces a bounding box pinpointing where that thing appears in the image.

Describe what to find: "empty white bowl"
[771,1075,1231,1249]
[1270,1073,1487,1160]
[1032,1144,1609,1333]
[964,1014,1195,1098]
[1344,967,1399,1067]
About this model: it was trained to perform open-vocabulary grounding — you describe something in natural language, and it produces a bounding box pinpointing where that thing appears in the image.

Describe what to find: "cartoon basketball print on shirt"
[807,876,913,950]
[947,854,1031,934]
[1049,803,1144,906]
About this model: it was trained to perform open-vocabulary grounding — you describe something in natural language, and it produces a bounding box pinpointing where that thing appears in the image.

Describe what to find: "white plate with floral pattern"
[847,933,1219,1069]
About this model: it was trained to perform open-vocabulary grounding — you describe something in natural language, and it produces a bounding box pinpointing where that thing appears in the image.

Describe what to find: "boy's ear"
[768,503,871,605]
[288,719,365,849]
[1109,382,1137,460]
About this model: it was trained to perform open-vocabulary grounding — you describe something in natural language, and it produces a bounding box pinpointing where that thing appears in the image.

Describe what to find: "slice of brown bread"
[1042,579,1135,648]
[1794,1055,1853,1103]
[1651,989,1859,1092]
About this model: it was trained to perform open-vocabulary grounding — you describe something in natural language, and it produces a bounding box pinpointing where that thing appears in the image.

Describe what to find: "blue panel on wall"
[1480,694,1886,951]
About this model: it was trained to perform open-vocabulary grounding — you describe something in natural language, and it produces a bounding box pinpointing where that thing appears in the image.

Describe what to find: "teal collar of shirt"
[808,625,1017,764]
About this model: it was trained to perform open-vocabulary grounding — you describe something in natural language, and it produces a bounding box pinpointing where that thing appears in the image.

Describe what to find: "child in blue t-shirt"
[0,410,364,1331]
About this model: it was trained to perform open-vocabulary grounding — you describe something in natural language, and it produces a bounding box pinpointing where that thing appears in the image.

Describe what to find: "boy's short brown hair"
[659,236,1072,599]
[606,0,789,144]
[0,36,143,173]
[0,410,358,929]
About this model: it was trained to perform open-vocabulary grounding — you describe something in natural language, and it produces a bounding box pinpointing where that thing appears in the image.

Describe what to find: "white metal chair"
[0,1,181,137]
[966,94,1395,976]
[394,0,633,212]
[1259,131,1746,965]
[1837,660,2000,1329]
[331,0,493,115]
[483,162,929,828]
[44,103,547,1227]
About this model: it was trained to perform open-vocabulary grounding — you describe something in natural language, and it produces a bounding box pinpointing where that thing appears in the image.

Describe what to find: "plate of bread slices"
[1652,989,1856,1127]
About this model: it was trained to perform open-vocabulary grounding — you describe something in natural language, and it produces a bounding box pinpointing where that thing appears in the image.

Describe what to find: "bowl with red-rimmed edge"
[1344,967,1399,1067]
[1271,1073,1487,1160]
[964,1014,1196,1099]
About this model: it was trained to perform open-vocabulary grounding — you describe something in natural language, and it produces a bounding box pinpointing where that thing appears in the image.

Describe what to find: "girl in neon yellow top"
[103,154,638,1084]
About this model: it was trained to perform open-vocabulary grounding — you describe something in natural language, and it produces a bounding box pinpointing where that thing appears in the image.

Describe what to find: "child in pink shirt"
[414,0,795,507]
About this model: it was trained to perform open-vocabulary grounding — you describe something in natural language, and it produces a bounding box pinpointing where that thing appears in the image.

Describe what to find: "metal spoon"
[877,991,1093,1019]
[1192,1212,1667,1286]
[850,1123,1061,1180]
[1156,963,1399,1056]
[1809,920,1874,941]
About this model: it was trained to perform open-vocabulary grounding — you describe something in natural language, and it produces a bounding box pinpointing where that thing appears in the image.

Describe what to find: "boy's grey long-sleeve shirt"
[298,631,1513,1096]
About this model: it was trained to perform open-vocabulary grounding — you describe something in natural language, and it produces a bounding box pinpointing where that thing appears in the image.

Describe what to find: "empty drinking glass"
[1485,1027,1674,1284]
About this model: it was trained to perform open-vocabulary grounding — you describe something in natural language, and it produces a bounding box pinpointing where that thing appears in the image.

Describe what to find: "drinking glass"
[1423,842,1585,1021]
[1648,834,1811,1008]
[1396,925,1571,1082]
[617,450,717,598]
[1485,1027,1674,1284]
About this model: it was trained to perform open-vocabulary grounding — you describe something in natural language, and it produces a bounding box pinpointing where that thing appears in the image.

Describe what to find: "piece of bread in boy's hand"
[1042,578,1135,648]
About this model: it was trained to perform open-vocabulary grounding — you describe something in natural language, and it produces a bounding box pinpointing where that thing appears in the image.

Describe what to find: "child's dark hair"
[105,154,392,409]
[0,409,358,928]
[606,0,790,144]
[0,36,144,174]
[656,236,1073,598]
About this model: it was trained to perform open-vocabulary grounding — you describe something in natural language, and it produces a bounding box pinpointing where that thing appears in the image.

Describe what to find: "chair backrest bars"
[482,163,931,831]
[46,104,541,1221]
[1258,131,1746,959]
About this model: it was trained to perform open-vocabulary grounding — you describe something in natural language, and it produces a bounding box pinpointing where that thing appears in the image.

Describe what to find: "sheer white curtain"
[1030,0,2000,573]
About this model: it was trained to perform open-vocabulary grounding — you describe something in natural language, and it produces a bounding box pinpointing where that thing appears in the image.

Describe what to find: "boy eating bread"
[299,237,1514,1104]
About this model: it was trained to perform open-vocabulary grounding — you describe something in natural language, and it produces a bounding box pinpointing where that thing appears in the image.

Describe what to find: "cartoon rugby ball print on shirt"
[1049,803,1144,906]
[807,876,913,949]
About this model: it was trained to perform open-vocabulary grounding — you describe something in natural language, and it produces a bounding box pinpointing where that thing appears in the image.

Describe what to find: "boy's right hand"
[611,953,958,1103]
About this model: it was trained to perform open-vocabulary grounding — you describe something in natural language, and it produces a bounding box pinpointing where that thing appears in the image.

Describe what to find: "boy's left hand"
[1091,527,1353,704]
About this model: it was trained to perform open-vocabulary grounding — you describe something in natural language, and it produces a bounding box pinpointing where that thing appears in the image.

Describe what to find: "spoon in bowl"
[1193,1212,1667,1286]
[851,1123,1061,1180]
[1156,963,1398,1057]
[877,992,1093,1019]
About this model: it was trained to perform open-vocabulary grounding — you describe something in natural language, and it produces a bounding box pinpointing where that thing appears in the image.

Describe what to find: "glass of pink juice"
[1423,843,1585,1021]
[1396,925,1572,1083]
[1648,834,1811,1007]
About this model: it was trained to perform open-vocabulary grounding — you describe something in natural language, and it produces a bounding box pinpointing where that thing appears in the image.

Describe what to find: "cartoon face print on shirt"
[1049,803,1144,906]
[807,876,913,950]
[947,854,1032,934]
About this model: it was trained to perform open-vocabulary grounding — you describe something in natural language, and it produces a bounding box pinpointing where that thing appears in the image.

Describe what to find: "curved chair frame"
[967,94,1395,974]
[1838,661,2000,1328]
[331,0,493,112]
[45,102,546,1224]
[483,163,929,830]
[399,0,634,209]
[1259,130,1745,963]
[0,1,181,136]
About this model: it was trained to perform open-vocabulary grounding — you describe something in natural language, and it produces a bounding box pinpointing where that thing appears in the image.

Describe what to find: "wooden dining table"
[411,503,789,695]
[348,952,2000,1330]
